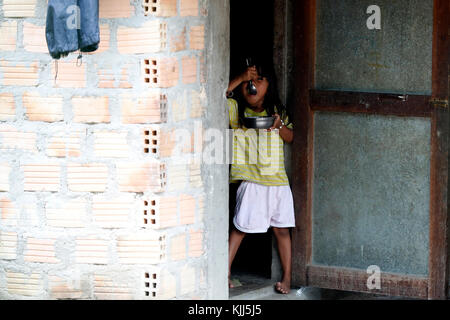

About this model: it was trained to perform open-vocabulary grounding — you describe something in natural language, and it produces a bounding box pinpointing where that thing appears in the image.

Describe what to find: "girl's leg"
[273,227,292,294]
[228,228,246,288]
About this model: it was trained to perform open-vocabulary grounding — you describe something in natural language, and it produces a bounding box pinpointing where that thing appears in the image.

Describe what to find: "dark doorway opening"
[229,0,275,281]
[230,0,274,82]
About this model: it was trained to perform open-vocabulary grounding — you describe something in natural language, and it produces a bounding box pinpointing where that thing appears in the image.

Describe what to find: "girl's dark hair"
[233,56,290,126]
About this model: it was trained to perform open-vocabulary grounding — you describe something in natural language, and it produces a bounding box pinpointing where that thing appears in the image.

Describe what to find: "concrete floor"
[229,272,417,300]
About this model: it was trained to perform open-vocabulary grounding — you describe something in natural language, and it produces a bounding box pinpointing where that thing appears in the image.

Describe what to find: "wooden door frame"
[291,0,449,299]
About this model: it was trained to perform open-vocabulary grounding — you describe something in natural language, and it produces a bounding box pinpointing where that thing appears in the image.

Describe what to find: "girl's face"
[241,74,269,108]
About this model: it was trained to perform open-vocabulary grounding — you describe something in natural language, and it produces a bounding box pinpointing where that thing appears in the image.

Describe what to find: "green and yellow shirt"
[228,98,293,186]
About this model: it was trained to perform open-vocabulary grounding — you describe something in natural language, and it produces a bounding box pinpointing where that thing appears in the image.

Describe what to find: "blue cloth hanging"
[46,0,99,59]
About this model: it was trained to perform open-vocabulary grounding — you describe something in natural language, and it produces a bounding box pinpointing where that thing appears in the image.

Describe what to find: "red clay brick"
[6,271,42,296]
[0,125,37,153]
[199,52,206,83]
[3,0,37,17]
[75,237,109,264]
[171,27,187,52]
[189,25,205,50]
[22,163,60,192]
[117,21,167,54]
[0,197,18,226]
[142,196,178,229]
[198,194,205,222]
[143,268,160,299]
[46,130,83,158]
[94,272,134,299]
[45,198,87,228]
[116,161,166,193]
[92,194,135,229]
[49,275,87,299]
[170,233,186,261]
[94,130,129,158]
[180,0,198,16]
[180,265,196,295]
[190,162,202,188]
[158,126,194,156]
[121,92,165,124]
[143,0,177,17]
[0,162,11,192]
[179,194,196,225]
[142,58,179,88]
[188,230,203,257]
[97,64,132,89]
[171,90,188,122]
[23,23,47,53]
[166,163,188,192]
[24,237,59,264]
[0,93,15,121]
[190,89,206,118]
[181,56,197,84]
[144,269,178,300]
[160,94,168,122]
[67,163,108,192]
[116,233,166,264]
[0,61,39,86]
[143,127,160,155]
[0,231,17,260]
[99,0,134,18]
[72,96,110,123]
[159,128,176,157]
[155,269,177,299]
[52,60,86,88]
[0,21,17,51]
[23,92,64,122]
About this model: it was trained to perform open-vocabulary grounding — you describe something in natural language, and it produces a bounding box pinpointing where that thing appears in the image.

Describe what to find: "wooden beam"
[307,265,429,299]
[310,90,432,118]
[429,108,449,300]
[432,0,449,100]
[291,0,315,287]
[428,0,449,300]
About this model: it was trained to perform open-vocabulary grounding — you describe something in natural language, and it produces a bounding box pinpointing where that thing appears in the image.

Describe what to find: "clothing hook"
[54,60,58,86]
[76,51,83,67]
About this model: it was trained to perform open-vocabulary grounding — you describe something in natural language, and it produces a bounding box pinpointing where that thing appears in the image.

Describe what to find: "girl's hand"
[226,67,258,97]
[267,113,282,132]
[239,66,258,83]
[266,113,293,143]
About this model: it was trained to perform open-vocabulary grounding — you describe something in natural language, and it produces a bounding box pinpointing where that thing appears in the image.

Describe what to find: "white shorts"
[233,181,296,233]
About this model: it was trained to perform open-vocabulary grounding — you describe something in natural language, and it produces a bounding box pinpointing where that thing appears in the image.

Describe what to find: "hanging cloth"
[46,0,99,59]
[77,0,100,53]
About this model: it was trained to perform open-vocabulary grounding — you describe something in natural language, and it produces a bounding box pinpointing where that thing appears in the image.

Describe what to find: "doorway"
[228,0,276,283]
[291,0,449,299]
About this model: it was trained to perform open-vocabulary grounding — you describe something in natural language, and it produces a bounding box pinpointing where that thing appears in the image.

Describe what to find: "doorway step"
[229,274,413,300]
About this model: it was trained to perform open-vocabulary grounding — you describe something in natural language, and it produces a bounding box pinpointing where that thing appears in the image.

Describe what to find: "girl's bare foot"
[275,280,290,294]
[229,278,234,289]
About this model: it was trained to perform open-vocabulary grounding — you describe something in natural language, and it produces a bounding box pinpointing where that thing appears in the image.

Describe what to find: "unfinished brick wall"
[0,0,210,300]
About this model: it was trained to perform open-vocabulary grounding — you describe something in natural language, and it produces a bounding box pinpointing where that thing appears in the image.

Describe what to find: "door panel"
[312,111,430,276]
[315,0,434,94]
[291,0,449,299]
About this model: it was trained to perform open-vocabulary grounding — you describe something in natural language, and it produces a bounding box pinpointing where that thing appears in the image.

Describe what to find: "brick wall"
[0,0,211,300]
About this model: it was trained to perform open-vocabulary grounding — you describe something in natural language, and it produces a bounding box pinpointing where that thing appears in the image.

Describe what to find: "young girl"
[226,57,295,294]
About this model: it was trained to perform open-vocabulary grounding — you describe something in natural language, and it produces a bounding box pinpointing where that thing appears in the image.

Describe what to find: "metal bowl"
[242,116,275,129]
